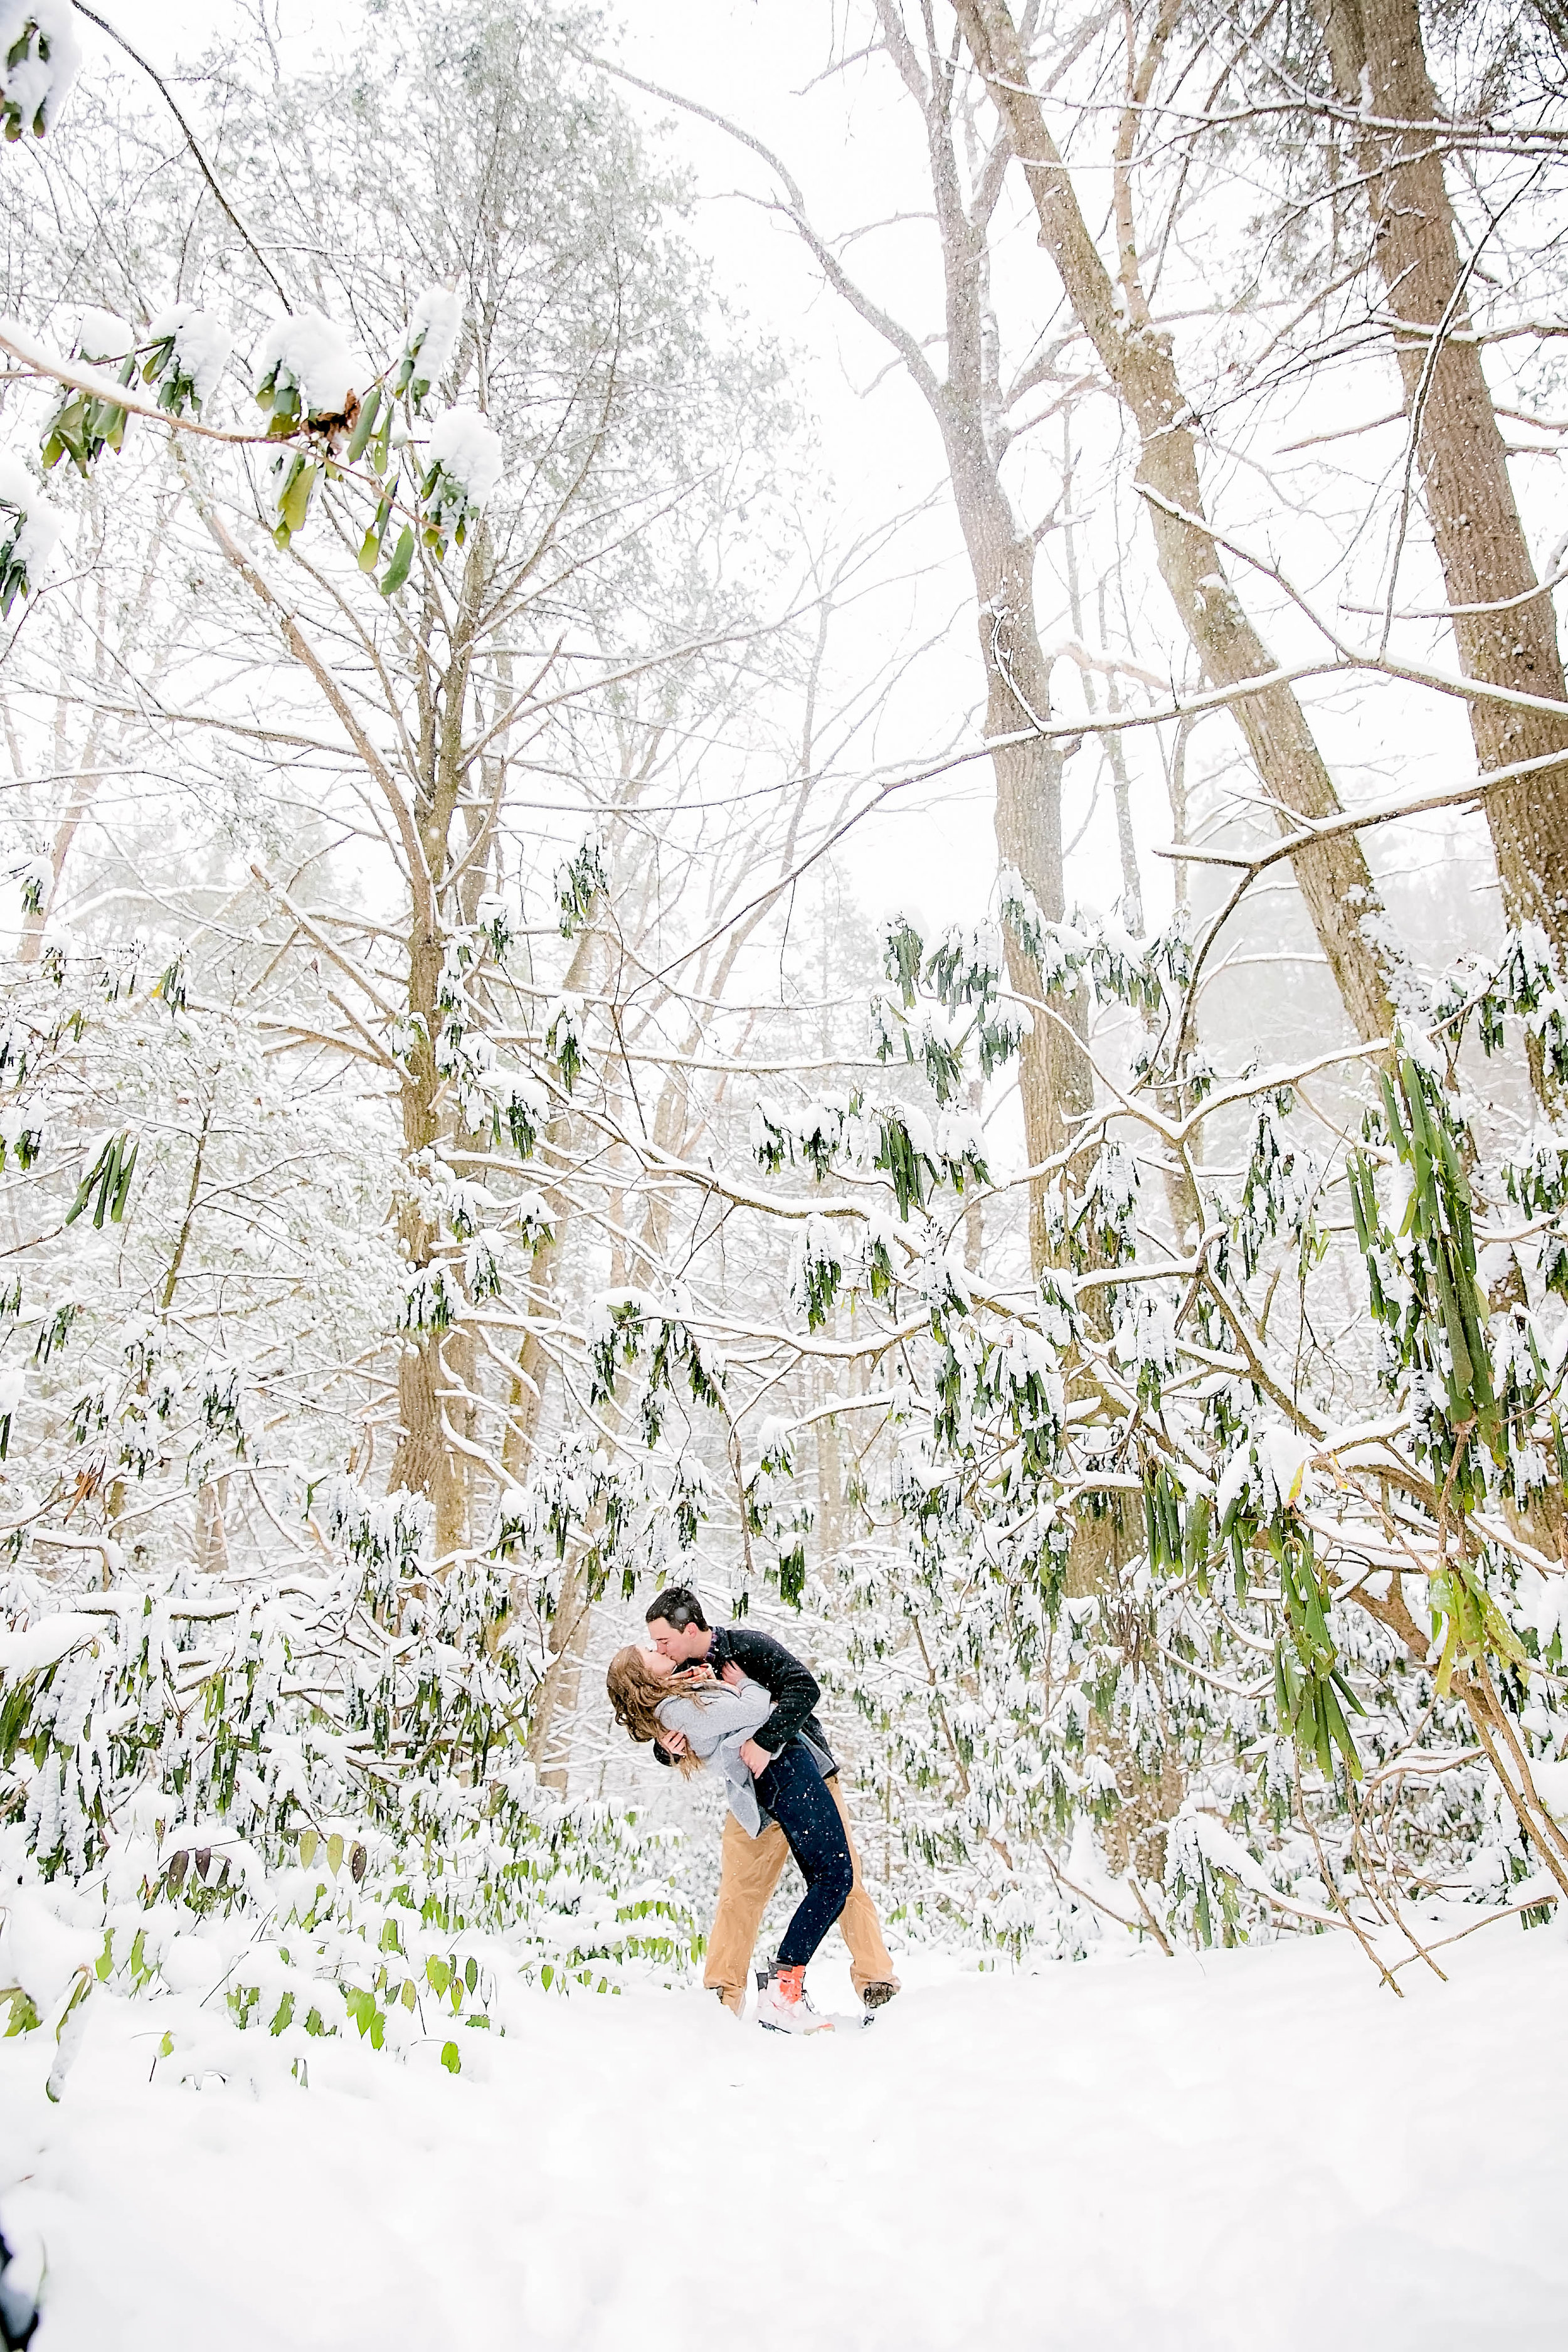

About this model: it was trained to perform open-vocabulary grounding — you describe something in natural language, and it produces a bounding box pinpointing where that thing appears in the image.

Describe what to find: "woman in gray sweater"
[607,1645,852,2032]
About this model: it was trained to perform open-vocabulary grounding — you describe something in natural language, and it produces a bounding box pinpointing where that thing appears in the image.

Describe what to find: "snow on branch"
[0,448,60,612]
[421,406,504,549]
[144,305,233,411]
[0,1,81,142]
[255,310,372,428]
[396,284,461,410]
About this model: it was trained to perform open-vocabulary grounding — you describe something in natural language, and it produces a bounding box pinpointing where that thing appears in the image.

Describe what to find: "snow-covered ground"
[3,1919,1565,2351]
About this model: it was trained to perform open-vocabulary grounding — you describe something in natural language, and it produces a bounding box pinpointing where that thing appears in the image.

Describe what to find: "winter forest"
[1,0,1567,2341]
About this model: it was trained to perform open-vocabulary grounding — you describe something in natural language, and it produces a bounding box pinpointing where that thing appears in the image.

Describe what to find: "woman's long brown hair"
[606,1645,709,1777]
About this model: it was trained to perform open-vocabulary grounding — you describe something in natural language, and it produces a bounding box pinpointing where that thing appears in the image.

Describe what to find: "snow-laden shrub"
[420,406,503,553]
[0,1559,701,2080]
[0,1,82,142]
[0,454,61,613]
[732,898,1568,1960]
[254,311,371,427]
[142,305,232,413]
[395,283,461,408]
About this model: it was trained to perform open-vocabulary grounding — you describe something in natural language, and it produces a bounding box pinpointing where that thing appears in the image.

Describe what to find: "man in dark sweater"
[645,1585,900,2017]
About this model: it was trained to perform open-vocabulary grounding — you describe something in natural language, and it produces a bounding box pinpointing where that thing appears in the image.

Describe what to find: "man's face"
[647,1614,709,1665]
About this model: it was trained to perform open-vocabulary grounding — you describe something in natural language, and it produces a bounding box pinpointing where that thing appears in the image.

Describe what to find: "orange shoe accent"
[756,1962,835,2034]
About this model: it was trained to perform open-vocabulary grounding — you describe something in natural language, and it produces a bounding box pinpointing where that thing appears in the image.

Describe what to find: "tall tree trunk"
[196,1478,230,1577]
[389,542,493,1557]
[1317,0,1568,963]
[499,919,601,1483]
[1062,422,1147,936]
[954,0,1404,1051]
[389,904,471,1553]
[189,474,482,1561]
[20,755,103,966]
[633,17,1096,1261]
[520,1046,694,1779]
[817,0,1094,1272]
[946,431,1091,1264]
[525,1551,597,1791]
[1311,6,1568,1574]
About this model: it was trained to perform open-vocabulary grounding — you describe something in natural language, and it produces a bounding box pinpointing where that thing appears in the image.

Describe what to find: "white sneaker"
[755,1963,834,2034]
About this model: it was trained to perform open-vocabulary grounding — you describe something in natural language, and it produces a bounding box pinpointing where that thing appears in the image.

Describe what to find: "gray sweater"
[657,1676,772,1837]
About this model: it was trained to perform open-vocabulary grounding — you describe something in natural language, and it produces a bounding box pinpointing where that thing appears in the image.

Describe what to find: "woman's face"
[642,1647,675,1681]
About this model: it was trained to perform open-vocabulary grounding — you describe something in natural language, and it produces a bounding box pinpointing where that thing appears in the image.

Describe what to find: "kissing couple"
[607,1585,899,2034]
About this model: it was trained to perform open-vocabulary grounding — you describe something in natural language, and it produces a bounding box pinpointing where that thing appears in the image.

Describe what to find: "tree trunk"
[195,1477,230,1577]
[389,542,494,1557]
[20,756,103,965]
[499,919,601,1483]
[1318,0,1568,960]
[189,475,483,1561]
[388,906,471,1554]
[948,440,1091,1263]
[849,0,1095,1272]
[525,1552,596,1791]
[954,0,1404,1051]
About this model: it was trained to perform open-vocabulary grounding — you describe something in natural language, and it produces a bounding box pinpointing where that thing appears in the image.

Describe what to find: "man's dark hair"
[645,1584,709,1633]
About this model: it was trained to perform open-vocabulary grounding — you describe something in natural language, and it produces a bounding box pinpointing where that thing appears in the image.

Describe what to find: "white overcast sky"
[74,2,1535,946]
[85,0,1091,933]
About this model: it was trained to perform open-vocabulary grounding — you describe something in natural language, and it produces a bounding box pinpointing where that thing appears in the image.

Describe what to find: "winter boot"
[755,1961,834,2035]
[860,1979,899,2013]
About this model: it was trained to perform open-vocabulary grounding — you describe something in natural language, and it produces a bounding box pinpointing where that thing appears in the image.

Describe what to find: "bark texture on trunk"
[196,1478,230,1577]
[388,538,497,1559]
[189,476,489,1565]
[1064,1491,1185,1882]
[524,1553,596,1791]
[953,443,1092,1261]
[515,1044,697,1784]
[954,0,1404,1051]
[389,897,473,1557]
[864,0,1093,1267]
[499,919,601,1484]
[1318,0,1568,956]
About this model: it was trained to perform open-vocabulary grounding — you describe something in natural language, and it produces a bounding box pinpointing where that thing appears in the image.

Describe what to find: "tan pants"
[704,1775,899,2013]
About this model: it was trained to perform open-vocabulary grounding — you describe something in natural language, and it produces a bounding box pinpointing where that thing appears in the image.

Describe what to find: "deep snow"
[3,1919,1565,2350]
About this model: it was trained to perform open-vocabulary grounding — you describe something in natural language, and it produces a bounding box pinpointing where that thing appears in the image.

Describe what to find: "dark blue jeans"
[754,1740,854,1968]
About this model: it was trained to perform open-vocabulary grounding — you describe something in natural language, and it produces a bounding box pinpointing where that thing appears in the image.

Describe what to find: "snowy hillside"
[3,1920,1564,2351]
